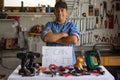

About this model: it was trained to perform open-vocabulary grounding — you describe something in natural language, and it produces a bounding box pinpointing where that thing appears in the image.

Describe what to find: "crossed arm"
[43,29,78,44]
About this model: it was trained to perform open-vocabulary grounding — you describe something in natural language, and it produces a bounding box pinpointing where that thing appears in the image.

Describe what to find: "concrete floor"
[0,51,20,80]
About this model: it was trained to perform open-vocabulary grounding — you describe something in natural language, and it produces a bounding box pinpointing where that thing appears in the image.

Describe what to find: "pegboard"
[67,0,120,46]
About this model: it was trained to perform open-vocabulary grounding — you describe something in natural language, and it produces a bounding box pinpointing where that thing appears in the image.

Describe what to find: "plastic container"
[46,5,51,13]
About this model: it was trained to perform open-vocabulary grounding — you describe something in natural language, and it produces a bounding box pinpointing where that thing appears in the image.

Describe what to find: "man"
[41,1,80,65]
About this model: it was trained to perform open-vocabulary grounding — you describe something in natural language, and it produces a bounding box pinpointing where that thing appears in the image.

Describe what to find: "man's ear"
[54,8,56,15]
[66,9,68,15]
[54,11,55,15]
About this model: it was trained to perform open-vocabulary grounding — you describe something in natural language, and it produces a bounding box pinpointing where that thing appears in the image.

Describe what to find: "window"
[4,0,56,7]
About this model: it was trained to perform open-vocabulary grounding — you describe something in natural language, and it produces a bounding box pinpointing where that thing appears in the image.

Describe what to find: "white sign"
[42,46,73,67]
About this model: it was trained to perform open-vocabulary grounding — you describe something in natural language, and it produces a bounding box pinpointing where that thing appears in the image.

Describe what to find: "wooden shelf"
[28,33,41,36]
[6,12,54,16]
[0,19,15,21]
[101,56,120,66]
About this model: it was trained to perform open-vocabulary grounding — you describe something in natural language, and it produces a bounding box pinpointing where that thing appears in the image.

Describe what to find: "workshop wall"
[0,15,55,78]
[0,0,120,51]
[0,14,55,49]
[67,0,120,47]
[0,0,120,79]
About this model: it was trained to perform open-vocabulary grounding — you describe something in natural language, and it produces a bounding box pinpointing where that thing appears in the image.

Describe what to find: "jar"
[46,5,51,13]
[41,5,46,13]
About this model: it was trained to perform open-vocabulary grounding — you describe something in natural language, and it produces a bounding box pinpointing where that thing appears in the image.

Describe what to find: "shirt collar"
[55,20,68,25]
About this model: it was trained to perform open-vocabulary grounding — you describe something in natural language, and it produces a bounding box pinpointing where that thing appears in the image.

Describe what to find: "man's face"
[54,7,68,23]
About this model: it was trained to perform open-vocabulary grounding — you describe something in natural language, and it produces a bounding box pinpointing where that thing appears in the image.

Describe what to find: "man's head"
[54,1,68,24]
[55,1,67,10]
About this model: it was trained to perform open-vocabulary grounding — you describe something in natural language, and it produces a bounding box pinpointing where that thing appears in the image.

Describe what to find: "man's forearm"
[56,35,78,44]
[43,32,68,42]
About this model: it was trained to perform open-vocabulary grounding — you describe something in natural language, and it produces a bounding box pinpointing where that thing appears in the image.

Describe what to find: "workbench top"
[75,51,120,56]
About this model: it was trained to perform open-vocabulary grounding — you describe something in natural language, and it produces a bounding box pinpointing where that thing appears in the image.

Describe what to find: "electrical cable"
[0,50,16,70]
[0,31,28,70]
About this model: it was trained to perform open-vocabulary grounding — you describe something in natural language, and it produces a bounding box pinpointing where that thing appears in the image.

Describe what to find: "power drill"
[17,51,40,76]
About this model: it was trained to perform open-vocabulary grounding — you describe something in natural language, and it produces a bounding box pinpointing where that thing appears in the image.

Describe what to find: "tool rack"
[65,0,120,46]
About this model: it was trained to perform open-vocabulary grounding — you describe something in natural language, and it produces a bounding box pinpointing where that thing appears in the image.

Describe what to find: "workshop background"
[0,0,120,79]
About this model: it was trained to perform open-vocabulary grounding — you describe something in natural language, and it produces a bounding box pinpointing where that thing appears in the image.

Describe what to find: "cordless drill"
[17,52,40,76]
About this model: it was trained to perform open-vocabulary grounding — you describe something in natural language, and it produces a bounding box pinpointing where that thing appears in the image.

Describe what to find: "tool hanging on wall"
[95,16,99,29]
[107,11,114,29]
[114,15,120,29]
[103,1,107,17]
[104,19,108,29]
[111,4,115,15]
[89,5,94,16]
[89,0,91,5]
[86,18,88,31]
[99,3,104,28]
[115,2,120,11]
[100,14,104,28]
[95,8,99,16]
[103,1,108,29]
[105,4,114,29]
[94,6,100,29]
[100,3,103,15]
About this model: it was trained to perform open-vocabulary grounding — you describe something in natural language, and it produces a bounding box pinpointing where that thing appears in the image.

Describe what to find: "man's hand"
[61,32,69,38]
[47,29,68,38]
[47,29,52,33]
[43,29,69,42]
[56,35,78,44]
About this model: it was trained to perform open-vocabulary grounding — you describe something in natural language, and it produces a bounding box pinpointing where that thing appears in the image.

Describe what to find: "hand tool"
[88,18,90,30]
[111,4,114,15]
[101,36,106,42]
[107,3,115,29]
[114,15,120,29]
[90,18,93,30]
[89,18,91,30]
[107,11,114,29]
[91,18,94,30]
[84,17,86,31]
[90,32,93,44]
[86,18,88,31]
[115,2,120,11]
[80,19,82,32]
[83,33,85,45]
[89,5,94,16]
[83,18,86,31]
[80,33,83,46]
[95,16,99,29]
[104,19,108,29]
[100,14,104,28]
[89,0,91,5]
[99,3,104,28]
[85,32,88,44]
[82,13,86,17]
[100,3,103,15]
[95,8,99,16]
[81,18,85,32]
[103,1,107,17]
[88,32,90,44]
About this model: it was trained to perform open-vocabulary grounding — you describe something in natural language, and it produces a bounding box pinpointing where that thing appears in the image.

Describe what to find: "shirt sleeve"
[41,22,52,39]
[69,22,81,41]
